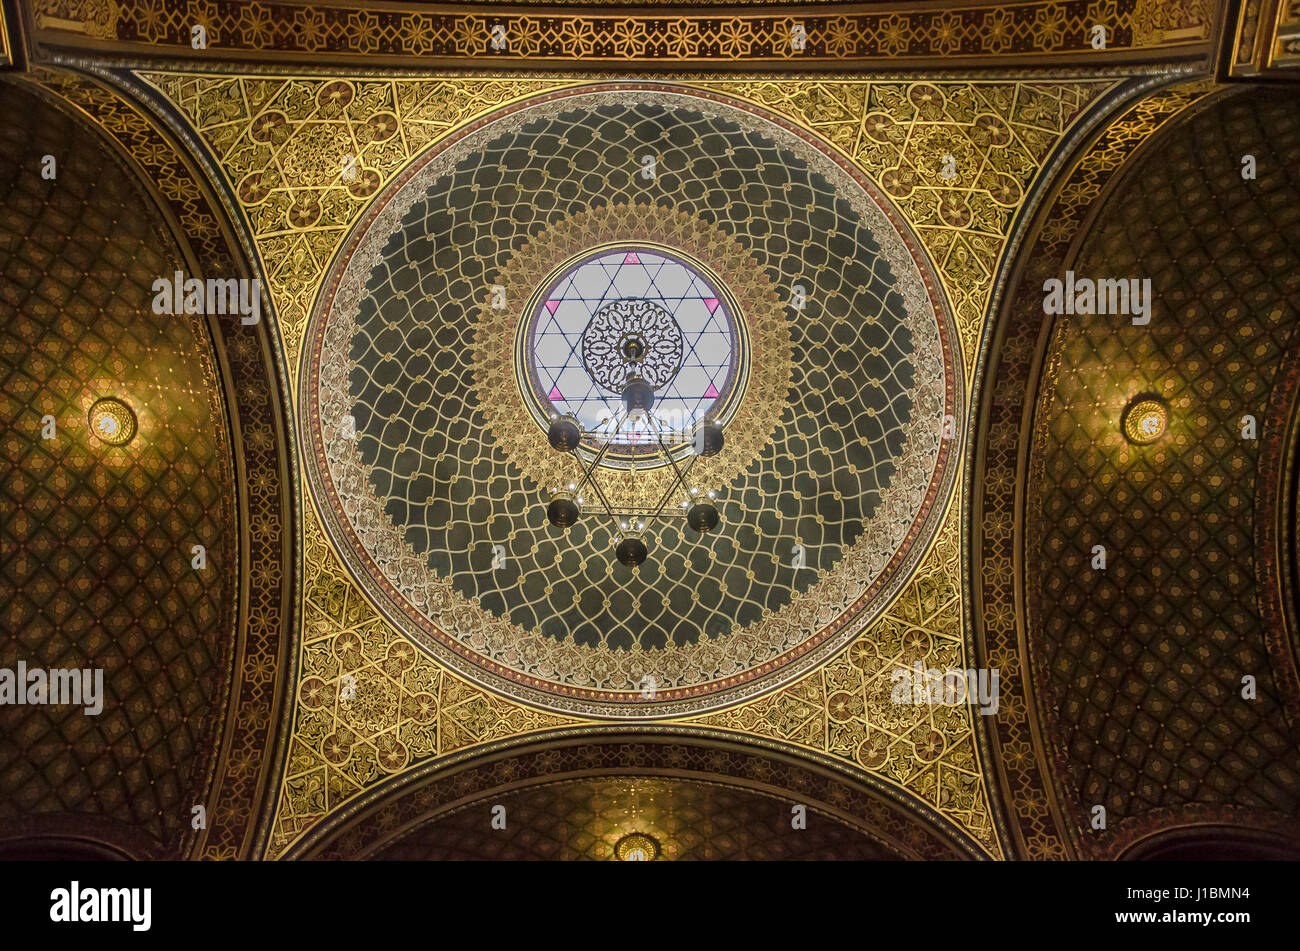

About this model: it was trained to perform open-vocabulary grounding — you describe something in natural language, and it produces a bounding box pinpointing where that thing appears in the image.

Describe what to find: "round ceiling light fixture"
[614,832,661,861]
[88,397,137,446]
[1122,395,1168,445]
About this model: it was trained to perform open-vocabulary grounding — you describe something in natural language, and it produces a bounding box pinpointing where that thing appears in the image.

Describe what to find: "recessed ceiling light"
[614,832,661,861]
[88,397,137,446]
[1122,396,1168,445]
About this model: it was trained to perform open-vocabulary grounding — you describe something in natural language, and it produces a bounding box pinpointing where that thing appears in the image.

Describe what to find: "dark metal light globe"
[546,493,580,528]
[615,536,648,567]
[694,420,724,457]
[687,501,720,534]
[622,376,655,413]
[620,335,646,362]
[547,415,582,452]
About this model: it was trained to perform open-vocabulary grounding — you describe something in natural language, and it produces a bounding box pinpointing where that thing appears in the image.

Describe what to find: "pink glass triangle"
[704,297,720,314]
[704,383,719,399]
[544,300,560,314]
[548,385,562,401]
[623,252,641,264]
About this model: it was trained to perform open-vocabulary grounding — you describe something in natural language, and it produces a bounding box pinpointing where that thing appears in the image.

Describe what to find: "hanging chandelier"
[544,329,725,567]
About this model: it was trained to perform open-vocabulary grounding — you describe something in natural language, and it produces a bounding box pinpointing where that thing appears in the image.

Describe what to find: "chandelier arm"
[573,407,629,532]
[644,458,683,527]
[580,460,625,535]
[571,442,608,498]
[557,404,623,520]
[642,470,684,531]
[640,414,702,533]
[645,451,702,532]
[667,452,702,514]
[647,413,696,495]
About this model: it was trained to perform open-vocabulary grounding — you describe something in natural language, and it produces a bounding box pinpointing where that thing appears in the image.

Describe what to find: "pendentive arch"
[286,728,985,860]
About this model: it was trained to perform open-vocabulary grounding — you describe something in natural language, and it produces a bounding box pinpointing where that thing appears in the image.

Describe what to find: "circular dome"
[302,84,960,717]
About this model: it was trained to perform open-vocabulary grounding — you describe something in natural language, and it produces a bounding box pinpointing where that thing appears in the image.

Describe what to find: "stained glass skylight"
[528,248,739,449]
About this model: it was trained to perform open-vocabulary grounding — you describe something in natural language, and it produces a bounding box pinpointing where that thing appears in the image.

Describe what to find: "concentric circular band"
[301,83,962,718]
[488,212,776,510]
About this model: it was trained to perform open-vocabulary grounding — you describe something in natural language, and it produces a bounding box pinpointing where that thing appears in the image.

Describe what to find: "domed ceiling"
[302,84,960,717]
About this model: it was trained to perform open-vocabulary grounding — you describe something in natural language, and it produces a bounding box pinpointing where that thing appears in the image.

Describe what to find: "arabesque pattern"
[136,71,1110,857]
[36,0,1213,63]
[141,73,1111,379]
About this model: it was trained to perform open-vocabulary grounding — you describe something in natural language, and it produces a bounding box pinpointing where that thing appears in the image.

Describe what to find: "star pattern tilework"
[132,74,1110,857]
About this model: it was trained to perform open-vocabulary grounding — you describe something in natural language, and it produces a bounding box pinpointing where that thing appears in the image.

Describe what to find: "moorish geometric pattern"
[533,249,736,440]
[969,75,1224,861]
[125,71,1114,856]
[139,73,1113,377]
[10,2,1295,864]
[31,0,1215,64]
[0,80,235,858]
[18,66,296,861]
[1027,86,1300,857]
[296,736,980,860]
[305,84,959,718]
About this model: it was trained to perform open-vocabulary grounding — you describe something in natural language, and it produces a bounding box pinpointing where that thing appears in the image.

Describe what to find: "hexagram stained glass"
[527,248,741,450]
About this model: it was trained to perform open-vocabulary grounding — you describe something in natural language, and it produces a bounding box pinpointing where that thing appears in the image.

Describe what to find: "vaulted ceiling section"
[971,83,1300,858]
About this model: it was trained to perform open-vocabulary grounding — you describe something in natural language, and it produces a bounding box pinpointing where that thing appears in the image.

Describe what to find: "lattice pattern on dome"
[346,101,918,653]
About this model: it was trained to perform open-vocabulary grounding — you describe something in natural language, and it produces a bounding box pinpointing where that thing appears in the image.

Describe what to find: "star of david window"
[525,247,744,457]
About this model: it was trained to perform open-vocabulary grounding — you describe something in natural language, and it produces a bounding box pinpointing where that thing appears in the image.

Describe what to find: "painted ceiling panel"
[125,70,1117,858]
[0,80,236,858]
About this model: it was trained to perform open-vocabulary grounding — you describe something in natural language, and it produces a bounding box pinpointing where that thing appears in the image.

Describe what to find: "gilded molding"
[31,0,1215,66]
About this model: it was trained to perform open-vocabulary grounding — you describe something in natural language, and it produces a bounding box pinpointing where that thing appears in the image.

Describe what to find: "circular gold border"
[87,397,138,446]
[477,209,781,512]
[613,831,662,861]
[302,82,962,718]
[1121,395,1169,445]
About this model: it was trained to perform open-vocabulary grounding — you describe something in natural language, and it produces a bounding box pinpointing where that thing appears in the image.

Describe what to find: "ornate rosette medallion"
[301,83,961,717]
[581,299,683,394]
